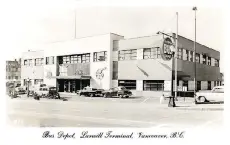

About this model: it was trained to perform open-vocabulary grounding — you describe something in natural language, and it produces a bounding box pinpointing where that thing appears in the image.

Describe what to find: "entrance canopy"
[55,75,91,80]
[173,71,190,78]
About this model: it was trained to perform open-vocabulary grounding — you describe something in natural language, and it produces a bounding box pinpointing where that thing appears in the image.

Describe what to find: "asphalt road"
[7,95,223,128]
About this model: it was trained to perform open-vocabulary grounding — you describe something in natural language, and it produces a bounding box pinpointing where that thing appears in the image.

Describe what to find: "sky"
[1,0,225,72]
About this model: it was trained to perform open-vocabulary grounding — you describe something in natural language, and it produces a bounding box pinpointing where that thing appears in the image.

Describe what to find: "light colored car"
[195,86,224,103]
[34,86,49,97]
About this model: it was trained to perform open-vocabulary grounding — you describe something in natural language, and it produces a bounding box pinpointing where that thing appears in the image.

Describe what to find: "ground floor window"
[23,79,32,87]
[118,80,136,90]
[208,81,211,90]
[197,81,201,91]
[143,80,164,91]
[34,79,43,85]
[57,79,90,93]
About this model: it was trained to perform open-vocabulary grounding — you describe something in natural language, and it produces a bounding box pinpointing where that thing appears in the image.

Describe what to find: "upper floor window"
[177,48,182,59]
[184,50,189,61]
[118,49,137,61]
[207,57,211,66]
[35,58,44,66]
[24,59,32,66]
[70,55,81,63]
[215,59,219,67]
[189,51,194,62]
[94,51,107,62]
[143,47,160,59]
[63,56,70,64]
[113,40,119,51]
[81,53,90,63]
[59,53,90,64]
[202,54,207,64]
[196,53,200,63]
[46,56,55,65]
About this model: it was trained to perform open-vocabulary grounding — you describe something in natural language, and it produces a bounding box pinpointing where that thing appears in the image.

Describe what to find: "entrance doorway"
[57,79,90,93]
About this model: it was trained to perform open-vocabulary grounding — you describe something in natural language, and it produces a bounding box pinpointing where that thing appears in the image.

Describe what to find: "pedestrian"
[160,95,165,104]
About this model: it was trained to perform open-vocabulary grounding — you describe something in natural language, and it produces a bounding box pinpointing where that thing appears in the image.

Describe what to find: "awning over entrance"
[55,75,91,80]
[173,71,191,78]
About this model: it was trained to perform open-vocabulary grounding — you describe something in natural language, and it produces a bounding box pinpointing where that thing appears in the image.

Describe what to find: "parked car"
[102,86,132,98]
[46,87,60,99]
[195,86,224,103]
[15,87,26,95]
[34,86,49,98]
[77,86,104,97]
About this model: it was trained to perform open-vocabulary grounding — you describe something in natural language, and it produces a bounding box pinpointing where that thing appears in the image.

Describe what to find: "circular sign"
[96,67,107,80]
[160,37,174,61]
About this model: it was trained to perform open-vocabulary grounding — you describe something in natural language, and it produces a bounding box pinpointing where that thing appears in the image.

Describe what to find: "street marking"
[140,97,151,103]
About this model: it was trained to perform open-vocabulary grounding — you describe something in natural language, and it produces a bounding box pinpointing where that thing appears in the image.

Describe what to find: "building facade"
[21,33,222,96]
[6,59,21,83]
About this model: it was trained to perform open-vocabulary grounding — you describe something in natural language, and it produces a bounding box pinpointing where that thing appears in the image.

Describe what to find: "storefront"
[56,76,91,93]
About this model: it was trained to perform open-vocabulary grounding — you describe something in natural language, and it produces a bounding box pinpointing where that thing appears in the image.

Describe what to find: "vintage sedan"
[77,86,104,97]
[195,86,224,103]
[102,86,132,98]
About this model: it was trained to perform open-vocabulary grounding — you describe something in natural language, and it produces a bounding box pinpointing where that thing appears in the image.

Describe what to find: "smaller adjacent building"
[6,59,21,83]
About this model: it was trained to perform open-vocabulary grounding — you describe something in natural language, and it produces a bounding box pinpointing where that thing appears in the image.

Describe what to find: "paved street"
[7,95,223,129]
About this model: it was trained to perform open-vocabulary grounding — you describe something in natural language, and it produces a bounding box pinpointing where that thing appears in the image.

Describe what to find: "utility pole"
[175,12,178,101]
[74,9,77,39]
[193,6,197,104]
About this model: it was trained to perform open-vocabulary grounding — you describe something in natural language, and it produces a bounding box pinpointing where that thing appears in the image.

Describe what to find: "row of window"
[6,76,20,79]
[117,47,219,67]
[46,56,55,65]
[23,79,44,86]
[182,49,219,67]
[118,80,222,91]
[6,67,20,72]
[59,51,107,64]
[118,80,164,91]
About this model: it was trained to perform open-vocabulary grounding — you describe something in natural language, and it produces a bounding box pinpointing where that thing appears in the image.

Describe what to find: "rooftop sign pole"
[157,12,178,107]
[193,6,198,104]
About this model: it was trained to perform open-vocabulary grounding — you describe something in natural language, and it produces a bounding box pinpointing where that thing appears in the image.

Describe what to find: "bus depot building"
[21,33,221,97]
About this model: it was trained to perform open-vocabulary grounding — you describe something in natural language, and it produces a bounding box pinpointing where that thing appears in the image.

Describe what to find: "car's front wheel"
[199,96,206,103]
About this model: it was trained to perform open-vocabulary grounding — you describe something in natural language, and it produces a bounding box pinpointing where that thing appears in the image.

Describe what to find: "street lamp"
[193,6,197,104]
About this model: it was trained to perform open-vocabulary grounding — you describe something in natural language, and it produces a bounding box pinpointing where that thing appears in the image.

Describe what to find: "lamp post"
[193,6,197,104]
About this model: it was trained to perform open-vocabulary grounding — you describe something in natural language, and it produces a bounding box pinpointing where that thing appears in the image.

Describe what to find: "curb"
[175,107,224,111]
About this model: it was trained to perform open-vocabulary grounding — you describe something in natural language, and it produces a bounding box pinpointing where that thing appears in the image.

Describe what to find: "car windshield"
[212,87,224,93]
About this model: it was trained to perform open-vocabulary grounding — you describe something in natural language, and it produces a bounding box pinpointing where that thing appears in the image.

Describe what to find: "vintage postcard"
[2,0,227,144]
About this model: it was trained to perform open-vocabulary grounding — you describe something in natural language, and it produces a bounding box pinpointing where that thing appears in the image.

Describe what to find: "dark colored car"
[47,87,60,99]
[77,87,104,97]
[102,86,132,98]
